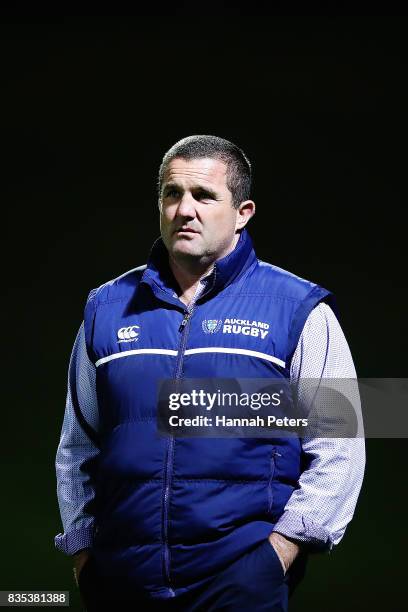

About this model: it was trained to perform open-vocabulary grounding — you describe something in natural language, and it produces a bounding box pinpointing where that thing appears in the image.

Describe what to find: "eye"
[164,189,180,198]
[196,191,214,202]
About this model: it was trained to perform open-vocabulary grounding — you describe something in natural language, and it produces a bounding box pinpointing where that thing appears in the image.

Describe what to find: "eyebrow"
[163,183,218,199]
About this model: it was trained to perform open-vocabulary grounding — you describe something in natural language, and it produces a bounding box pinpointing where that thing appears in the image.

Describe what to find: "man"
[55,135,365,611]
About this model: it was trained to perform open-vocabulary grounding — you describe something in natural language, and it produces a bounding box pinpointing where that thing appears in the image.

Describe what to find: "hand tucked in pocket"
[268,532,301,575]
[73,549,91,587]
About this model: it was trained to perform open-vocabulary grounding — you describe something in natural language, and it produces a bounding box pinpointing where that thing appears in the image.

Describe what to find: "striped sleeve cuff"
[272,510,334,552]
[54,525,96,556]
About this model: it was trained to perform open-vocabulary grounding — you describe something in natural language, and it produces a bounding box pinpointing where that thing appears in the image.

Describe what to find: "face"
[159,157,253,271]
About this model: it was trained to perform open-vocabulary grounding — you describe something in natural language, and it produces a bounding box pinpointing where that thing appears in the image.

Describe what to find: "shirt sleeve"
[54,322,100,556]
[271,302,366,551]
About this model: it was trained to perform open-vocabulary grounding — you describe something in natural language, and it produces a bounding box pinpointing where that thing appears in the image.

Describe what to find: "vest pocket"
[267,448,281,515]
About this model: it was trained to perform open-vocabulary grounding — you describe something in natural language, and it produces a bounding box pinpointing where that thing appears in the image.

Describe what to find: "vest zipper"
[162,443,175,596]
[162,301,196,596]
[267,448,282,514]
[175,307,194,376]
[178,310,192,333]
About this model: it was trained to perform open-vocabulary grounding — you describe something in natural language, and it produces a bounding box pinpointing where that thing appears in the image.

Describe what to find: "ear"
[235,200,256,231]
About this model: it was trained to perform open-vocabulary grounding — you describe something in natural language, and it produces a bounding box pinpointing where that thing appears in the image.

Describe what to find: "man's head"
[158,135,255,274]
[158,135,252,209]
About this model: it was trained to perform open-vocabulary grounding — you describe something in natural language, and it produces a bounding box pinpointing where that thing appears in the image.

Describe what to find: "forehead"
[163,157,228,187]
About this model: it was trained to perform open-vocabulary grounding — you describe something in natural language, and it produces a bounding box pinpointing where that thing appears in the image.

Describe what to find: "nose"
[176,193,197,220]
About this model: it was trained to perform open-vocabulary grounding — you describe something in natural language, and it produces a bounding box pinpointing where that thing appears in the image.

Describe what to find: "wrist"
[73,547,90,557]
[271,531,303,551]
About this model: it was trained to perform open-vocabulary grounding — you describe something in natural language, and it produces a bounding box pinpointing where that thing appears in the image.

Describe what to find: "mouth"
[174,227,199,234]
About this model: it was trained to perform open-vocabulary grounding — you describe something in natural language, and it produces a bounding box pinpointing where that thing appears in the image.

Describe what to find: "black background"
[2,11,407,611]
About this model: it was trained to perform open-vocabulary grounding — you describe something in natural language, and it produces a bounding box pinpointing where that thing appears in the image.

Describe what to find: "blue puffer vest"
[83,229,336,600]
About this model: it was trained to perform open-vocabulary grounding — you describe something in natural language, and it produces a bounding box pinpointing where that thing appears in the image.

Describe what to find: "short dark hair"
[158,135,252,209]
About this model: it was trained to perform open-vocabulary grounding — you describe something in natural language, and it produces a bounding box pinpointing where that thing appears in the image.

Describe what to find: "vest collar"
[140,229,257,302]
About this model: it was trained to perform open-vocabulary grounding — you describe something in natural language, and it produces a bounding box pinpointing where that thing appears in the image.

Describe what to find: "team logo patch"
[117,325,140,343]
[202,319,223,334]
[201,317,270,339]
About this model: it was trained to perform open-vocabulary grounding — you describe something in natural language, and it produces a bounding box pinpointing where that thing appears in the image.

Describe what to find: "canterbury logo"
[117,325,140,343]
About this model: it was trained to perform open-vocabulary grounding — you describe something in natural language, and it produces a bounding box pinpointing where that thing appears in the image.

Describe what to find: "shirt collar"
[141,228,257,302]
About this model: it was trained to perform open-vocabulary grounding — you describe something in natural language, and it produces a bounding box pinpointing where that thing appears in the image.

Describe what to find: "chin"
[171,237,197,252]
[172,245,200,259]
[170,239,204,259]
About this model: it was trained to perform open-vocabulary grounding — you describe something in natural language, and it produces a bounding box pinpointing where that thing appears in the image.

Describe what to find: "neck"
[167,232,241,305]
[168,256,213,305]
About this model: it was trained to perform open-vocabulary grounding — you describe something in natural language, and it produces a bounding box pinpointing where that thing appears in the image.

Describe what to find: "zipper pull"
[179,311,192,332]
